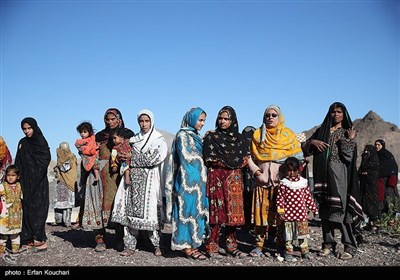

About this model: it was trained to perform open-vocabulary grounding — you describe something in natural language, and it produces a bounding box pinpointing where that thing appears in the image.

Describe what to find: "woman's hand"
[311,139,329,152]
[347,127,356,140]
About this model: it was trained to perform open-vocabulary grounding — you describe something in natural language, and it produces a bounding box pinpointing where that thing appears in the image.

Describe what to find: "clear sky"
[1,0,399,160]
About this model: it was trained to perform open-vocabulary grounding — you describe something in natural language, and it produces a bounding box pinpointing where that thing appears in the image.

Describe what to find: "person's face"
[22,122,34,138]
[265,109,279,128]
[6,170,19,184]
[218,111,232,130]
[375,142,383,152]
[105,113,120,129]
[286,168,299,179]
[112,134,124,145]
[194,112,206,131]
[331,106,344,126]
[80,130,90,139]
[139,114,151,134]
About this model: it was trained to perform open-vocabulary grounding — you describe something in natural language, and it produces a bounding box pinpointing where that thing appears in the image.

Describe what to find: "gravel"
[2,220,399,270]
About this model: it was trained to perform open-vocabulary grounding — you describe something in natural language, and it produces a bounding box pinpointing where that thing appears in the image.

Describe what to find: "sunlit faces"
[139,114,151,134]
[331,107,344,125]
[22,123,34,138]
[375,141,383,152]
[194,113,206,131]
[80,130,90,139]
[218,111,232,130]
[6,169,19,184]
[105,113,120,130]
[265,109,279,128]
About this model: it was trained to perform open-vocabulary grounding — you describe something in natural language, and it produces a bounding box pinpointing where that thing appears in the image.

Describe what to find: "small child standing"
[0,165,23,257]
[75,122,100,185]
[276,157,318,262]
[111,128,132,185]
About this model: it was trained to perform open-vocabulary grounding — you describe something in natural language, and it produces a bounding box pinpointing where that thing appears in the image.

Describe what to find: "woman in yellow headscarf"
[247,105,304,257]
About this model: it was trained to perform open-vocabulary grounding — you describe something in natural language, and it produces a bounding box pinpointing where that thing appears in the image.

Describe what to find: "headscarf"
[130,109,163,152]
[203,106,247,169]
[242,126,256,155]
[96,108,134,150]
[375,139,398,178]
[56,142,77,192]
[18,117,50,158]
[251,105,302,162]
[311,102,362,219]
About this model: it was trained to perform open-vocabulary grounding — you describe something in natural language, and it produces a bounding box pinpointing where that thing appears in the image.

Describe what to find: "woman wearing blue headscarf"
[165,107,209,260]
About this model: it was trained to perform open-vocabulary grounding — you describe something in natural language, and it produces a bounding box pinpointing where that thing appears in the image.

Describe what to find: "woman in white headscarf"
[112,109,168,257]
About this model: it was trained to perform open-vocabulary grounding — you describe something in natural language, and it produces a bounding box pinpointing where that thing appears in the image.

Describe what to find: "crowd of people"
[0,102,398,264]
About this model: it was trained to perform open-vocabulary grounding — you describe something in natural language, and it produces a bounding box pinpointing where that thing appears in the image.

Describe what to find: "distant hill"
[303,110,400,167]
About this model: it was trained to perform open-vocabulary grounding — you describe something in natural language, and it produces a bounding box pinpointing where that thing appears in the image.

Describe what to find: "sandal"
[94,242,106,252]
[120,249,135,257]
[184,249,207,260]
[31,242,47,253]
[227,249,247,258]
[249,247,263,258]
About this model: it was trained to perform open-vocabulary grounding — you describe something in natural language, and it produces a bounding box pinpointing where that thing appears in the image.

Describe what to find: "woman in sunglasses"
[247,105,304,258]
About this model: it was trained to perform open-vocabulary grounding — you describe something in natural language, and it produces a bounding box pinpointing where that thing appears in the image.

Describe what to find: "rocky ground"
[1,219,399,274]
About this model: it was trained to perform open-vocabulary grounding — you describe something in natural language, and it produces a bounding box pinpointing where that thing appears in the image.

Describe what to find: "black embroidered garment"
[15,117,51,243]
[203,106,247,169]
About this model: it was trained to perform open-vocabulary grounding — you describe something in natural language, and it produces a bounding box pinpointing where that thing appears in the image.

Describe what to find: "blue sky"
[1,0,399,160]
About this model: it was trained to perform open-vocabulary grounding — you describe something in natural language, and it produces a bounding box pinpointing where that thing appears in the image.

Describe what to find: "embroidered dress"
[203,106,247,253]
[112,110,168,251]
[165,107,209,251]
[54,143,77,226]
[0,182,23,235]
[0,182,23,253]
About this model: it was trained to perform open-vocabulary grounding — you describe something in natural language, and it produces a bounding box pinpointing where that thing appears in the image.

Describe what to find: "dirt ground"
[1,219,399,276]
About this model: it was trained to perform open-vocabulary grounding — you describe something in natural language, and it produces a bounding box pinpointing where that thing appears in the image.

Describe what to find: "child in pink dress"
[0,165,23,263]
[277,157,318,262]
[75,122,99,185]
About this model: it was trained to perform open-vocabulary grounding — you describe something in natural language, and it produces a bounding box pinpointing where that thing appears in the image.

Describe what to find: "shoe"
[184,248,207,260]
[3,254,17,265]
[120,249,135,256]
[226,249,247,259]
[31,241,47,253]
[94,242,106,252]
[302,252,313,259]
[154,247,162,257]
[284,253,296,262]
[249,247,264,258]
[339,252,353,260]
[319,248,333,257]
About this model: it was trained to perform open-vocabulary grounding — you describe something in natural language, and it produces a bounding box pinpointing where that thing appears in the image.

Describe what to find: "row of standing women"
[0,102,398,262]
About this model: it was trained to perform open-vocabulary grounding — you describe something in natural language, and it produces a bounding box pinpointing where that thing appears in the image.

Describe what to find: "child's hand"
[111,166,118,173]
